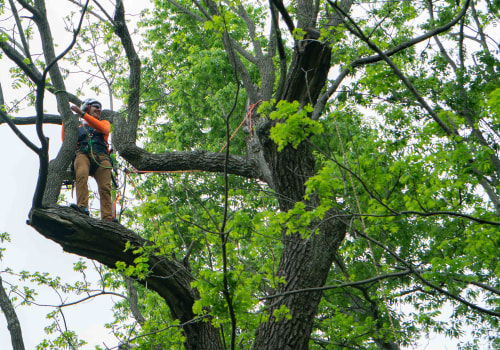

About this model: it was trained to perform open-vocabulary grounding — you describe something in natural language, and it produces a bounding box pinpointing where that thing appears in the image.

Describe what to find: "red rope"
[112,194,121,219]
[132,100,262,175]
[218,99,261,152]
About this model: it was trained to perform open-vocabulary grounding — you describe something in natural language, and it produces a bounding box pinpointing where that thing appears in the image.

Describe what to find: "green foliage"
[0,232,10,260]
[259,100,323,151]
[3,0,500,348]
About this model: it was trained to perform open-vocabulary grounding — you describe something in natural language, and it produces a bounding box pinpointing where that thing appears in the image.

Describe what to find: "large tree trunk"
[251,38,347,349]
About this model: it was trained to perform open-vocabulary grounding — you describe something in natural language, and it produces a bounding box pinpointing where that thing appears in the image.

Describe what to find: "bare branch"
[260,270,412,301]
[0,109,41,154]
[328,0,472,136]
[270,0,295,35]
[113,0,141,140]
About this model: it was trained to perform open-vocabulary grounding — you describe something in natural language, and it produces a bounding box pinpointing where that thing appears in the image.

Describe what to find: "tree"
[1,0,500,349]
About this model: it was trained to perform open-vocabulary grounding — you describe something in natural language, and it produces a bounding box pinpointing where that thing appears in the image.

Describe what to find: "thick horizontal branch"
[0,114,62,126]
[119,143,261,180]
[28,206,196,323]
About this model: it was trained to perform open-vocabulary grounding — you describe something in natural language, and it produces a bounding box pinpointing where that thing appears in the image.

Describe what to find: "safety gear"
[81,98,102,112]
[77,125,109,155]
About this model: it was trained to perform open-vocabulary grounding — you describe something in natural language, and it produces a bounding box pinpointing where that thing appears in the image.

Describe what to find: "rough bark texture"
[28,207,223,350]
[0,276,26,350]
[247,34,347,349]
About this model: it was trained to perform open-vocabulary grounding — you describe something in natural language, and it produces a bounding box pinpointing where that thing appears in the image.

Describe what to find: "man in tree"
[63,98,114,221]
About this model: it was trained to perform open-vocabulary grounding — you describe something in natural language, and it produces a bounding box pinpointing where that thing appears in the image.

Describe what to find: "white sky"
[0,0,487,349]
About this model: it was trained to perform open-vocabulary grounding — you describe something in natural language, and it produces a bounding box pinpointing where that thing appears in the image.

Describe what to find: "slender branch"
[8,0,32,59]
[15,0,38,16]
[235,2,264,60]
[113,0,141,140]
[354,229,500,318]
[270,0,288,101]
[165,0,207,22]
[202,0,258,102]
[328,0,471,136]
[270,0,295,35]
[0,110,41,153]
[219,27,241,348]
[91,0,114,22]
[315,0,472,120]
[0,38,43,85]
[260,270,412,301]
[124,315,211,344]
[192,0,212,19]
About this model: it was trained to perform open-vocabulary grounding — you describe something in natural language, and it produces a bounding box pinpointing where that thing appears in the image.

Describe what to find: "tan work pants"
[74,152,112,220]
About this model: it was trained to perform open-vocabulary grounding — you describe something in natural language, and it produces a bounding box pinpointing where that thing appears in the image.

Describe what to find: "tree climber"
[62,98,115,222]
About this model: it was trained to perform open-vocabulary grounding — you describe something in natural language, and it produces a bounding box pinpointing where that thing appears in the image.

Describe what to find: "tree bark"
[250,35,347,349]
[0,276,26,350]
[27,207,223,350]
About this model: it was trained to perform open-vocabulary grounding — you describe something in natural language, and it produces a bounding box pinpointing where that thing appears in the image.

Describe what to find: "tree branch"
[8,0,32,59]
[119,144,261,180]
[315,0,472,120]
[269,0,295,35]
[260,269,411,301]
[353,228,500,318]
[113,0,141,141]
[0,110,41,153]
[0,275,26,350]
[328,0,472,136]
[0,114,62,126]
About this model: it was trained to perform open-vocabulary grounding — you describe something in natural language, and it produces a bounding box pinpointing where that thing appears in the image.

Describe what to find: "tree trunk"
[252,38,346,349]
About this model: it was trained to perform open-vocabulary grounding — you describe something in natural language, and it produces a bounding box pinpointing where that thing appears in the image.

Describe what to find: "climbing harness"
[63,99,261,221]
[62,116,122,220]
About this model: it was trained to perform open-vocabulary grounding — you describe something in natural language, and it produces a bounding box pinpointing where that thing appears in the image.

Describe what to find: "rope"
[113,194,121,221]
[218,99,261,153]
[130,99,262,175]
[332,112,400,346]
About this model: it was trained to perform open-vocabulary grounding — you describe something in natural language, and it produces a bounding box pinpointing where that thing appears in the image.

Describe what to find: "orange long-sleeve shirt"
[61,113,110,143]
